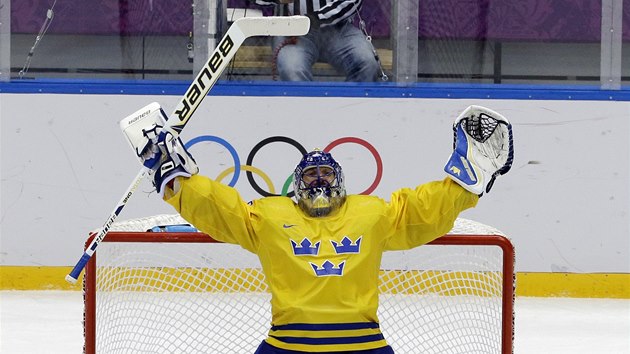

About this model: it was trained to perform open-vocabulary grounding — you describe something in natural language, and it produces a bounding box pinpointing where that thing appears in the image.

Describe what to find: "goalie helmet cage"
[83,217,515,354]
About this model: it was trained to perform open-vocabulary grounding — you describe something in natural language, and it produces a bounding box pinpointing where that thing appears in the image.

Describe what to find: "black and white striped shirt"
[253,0,362,27]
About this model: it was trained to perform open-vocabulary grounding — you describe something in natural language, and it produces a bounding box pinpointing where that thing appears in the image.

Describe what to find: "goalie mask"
[294,150,346,217]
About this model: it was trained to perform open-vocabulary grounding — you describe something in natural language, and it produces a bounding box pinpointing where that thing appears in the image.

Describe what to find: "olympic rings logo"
[184,136,383,198]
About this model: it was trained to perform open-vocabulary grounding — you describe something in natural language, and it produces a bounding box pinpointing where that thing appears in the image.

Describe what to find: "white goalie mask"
[294,150,346,217]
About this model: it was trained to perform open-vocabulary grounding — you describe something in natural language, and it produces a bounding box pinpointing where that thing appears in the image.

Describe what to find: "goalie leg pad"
[444,105,514,195]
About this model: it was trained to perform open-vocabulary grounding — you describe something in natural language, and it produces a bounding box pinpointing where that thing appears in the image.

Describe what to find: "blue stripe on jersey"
[271,322,380,331]
[270,333,385,345]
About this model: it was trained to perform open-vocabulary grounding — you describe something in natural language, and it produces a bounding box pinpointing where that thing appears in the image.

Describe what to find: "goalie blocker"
[119,102,199,197]
[445,105,514,196]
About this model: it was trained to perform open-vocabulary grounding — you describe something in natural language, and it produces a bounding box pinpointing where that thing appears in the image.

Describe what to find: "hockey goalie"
[120,104,514,353]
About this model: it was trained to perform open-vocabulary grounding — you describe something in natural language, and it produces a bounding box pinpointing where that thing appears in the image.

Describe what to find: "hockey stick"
[66,16,310,284]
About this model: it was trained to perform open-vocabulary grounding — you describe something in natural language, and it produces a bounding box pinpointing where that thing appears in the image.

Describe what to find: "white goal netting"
[84,215,514,354]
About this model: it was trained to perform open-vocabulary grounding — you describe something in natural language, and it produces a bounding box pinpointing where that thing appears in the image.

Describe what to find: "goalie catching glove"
[444,105,514,196]
[119,102,198,197]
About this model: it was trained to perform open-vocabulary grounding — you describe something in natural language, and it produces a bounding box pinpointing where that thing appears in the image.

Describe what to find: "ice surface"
[1,291,628,354]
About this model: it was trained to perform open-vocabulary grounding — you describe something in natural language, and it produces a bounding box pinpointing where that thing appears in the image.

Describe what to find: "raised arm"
[384,179,478,250]
[120,102,258,253]
[165,175,259,253]
[385,105,514,250]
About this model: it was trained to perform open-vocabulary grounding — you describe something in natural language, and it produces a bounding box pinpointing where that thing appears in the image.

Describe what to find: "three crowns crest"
[331,236,362,254]
[290,238,320,256]
[310,260,345,276]
[291,236,362,256]
[291,236,361,277]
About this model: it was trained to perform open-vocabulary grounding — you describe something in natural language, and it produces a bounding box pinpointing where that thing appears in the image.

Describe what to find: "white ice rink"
[1,291,629,353]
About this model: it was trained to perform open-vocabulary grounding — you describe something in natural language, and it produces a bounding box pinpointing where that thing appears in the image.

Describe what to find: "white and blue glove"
[444,105,514,196]
[120,102,198,197]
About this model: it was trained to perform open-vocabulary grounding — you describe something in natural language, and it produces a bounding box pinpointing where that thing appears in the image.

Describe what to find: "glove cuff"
[444,149,487,196]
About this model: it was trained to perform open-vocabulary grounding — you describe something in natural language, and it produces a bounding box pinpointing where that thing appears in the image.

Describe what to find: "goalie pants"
[254,341,395,354]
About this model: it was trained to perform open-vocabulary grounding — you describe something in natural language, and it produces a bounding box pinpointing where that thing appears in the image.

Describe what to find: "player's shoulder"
[346,194,382,201]
[248,195,296,209]
[345,194,387,209]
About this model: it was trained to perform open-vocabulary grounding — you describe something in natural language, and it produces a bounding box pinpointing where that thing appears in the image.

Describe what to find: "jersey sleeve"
[383,178,479,250]
[164,175,259,253]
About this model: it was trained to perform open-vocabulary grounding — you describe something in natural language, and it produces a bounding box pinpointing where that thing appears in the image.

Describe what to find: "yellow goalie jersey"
[165,175,478,352]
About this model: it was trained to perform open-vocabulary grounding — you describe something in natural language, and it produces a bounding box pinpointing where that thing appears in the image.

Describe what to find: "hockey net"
[83,215,515,354]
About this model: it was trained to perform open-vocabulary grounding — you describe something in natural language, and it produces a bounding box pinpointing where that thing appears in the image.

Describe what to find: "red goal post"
[83,216,514,354]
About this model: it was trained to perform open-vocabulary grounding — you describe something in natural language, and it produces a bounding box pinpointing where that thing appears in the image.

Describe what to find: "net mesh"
[465,113,500,143]
[86,216,513,354]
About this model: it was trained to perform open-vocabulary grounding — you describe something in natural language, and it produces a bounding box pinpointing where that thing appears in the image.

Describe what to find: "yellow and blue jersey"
[165,175,478,352]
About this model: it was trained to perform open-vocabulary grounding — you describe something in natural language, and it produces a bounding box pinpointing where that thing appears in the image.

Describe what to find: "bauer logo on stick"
[174,36,235,127]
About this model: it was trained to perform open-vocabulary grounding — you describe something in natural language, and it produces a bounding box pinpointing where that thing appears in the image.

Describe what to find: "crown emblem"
[331,236,362,254]
[310,260,345,276]
[291,238,320,256]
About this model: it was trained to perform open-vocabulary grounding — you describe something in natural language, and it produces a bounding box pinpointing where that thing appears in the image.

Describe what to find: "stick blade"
[235,15,310,37]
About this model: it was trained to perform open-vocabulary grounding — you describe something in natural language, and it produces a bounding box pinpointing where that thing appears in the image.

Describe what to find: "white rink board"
[1,93,628,272]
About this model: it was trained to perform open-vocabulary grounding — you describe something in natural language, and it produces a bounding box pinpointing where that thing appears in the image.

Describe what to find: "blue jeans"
[272,21,380,82]
[254,341,395,354]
